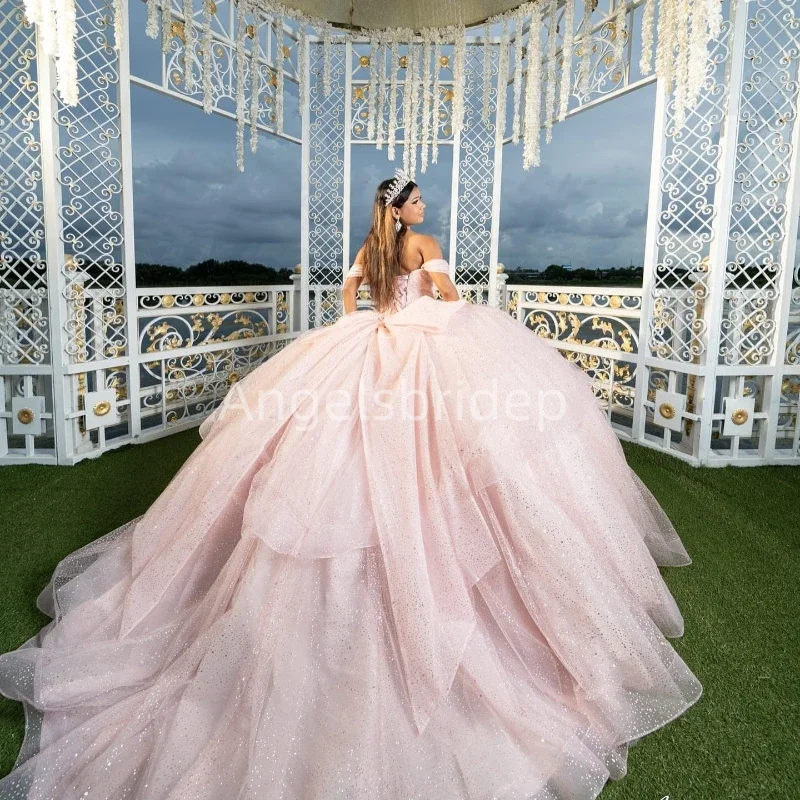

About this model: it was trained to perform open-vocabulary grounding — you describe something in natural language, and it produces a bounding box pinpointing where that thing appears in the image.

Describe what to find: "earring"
[395,218,402,233]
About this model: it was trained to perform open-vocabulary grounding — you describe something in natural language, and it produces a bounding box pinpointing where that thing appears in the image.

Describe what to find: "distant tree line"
[507,264,645,287]
[0,256,778,290]
[136,259,295,287]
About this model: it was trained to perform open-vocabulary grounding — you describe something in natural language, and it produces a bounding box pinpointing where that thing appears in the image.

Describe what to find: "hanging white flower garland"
[431,34,442,164]
[375,37,387,151]
[557,0,574,123]
[496,18,510,140]
[543,0,558,144]
[29,0,723,173]
[249,9,261,153]
[522,0,543,170]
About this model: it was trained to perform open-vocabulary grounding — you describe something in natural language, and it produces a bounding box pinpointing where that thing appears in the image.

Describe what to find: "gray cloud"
[128,3,659,274]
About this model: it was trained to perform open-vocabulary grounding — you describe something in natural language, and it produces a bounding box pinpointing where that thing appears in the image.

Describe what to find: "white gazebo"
[1,0,799,466]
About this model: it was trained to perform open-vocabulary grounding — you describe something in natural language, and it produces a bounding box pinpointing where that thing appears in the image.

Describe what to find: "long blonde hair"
[359,177,417,313]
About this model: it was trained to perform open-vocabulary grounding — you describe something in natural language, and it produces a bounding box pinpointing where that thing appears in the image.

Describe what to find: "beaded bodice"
[345,258,451,313]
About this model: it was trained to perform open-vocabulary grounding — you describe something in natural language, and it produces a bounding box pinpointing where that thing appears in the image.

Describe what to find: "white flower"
[235,0,248,171]
[523,0,543,170]
[512,7,524,144]
[432,34,441,163]
[201,0,214,113]
[558,0,575,122]
[183,0,195,91]
[388,37,399,161]
[496,19,510,141]
[544,0,559,144]
[276,12,285,132]
[250,11,261,152]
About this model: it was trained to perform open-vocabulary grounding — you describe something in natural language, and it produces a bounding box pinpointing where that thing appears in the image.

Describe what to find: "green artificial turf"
[0,431,797,797]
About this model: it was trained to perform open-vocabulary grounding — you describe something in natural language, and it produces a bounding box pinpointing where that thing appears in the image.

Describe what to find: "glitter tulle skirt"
[0,297,702,799]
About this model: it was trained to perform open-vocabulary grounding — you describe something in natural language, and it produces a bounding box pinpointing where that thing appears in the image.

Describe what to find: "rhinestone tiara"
[383,167,412,207]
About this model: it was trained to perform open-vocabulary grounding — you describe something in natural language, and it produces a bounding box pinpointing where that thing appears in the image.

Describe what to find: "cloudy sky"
[128,2,657,273]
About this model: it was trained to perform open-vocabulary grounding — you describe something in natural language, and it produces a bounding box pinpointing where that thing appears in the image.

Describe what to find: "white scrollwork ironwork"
[648,20,733,365]
[719,0,800,367]
[454,44,497,289]
[0,3,49,367]
[308,41,346,327]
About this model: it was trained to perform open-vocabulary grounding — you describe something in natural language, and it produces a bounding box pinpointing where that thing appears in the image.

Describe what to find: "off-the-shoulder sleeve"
[346,262,363,279]
[421,258,450,273]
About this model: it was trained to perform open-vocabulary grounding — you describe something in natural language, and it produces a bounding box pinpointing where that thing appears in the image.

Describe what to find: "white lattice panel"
[718,0,800,367]
[454,44,497,289]
[56,0,127,365]
[307,42,346,328]
[646,22,734,365]
[0,1,49,367]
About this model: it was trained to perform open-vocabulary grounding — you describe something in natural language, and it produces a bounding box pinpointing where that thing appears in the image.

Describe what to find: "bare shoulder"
[409,233,443,262]
[353,245,365,263]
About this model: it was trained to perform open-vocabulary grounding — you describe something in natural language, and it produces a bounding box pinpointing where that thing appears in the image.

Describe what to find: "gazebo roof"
[286,0,525,31]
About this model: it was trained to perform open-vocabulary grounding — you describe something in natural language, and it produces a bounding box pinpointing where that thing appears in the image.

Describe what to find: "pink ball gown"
[0,258,702,799]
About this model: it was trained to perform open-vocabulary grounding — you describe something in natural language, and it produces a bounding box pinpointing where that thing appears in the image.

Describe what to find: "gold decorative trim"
[359,55,370,67]
[16,408,35,425]
[93,400,112,417]
[399,55,407,69]
[731,408,749,425]
[170,21,185,42]
[658,402,676,420]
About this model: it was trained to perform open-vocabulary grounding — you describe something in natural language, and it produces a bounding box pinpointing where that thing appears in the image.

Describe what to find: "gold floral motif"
[609,295,622,309]
[170,21,185,42]
[227,372,240,384]
[558,293,568,305]
[193,293,205,306]
[443,89,454,102]
[399,55,407,69]
[162,295,175,308]
[659,402,676,420]
[731,408,749,425]
[282,45,291,58]
[16,408,35,425]
[220,293,231,304]
[359,55,370,67]
[439,55,449,67]
[246,24,255,39]
[93,399,112,417]
[353,86,365,100]
[208,0,216,12]
[582,294,593,306]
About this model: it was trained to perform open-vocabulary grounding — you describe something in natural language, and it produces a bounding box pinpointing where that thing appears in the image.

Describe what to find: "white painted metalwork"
[507,282,644,431]
[134,284,298,436]
[3,0,800,467]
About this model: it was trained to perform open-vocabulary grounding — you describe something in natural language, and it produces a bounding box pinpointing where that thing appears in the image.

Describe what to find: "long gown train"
[0,259,702,799]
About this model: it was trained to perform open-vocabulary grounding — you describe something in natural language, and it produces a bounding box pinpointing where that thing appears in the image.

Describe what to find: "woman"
[0,168,702,799]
